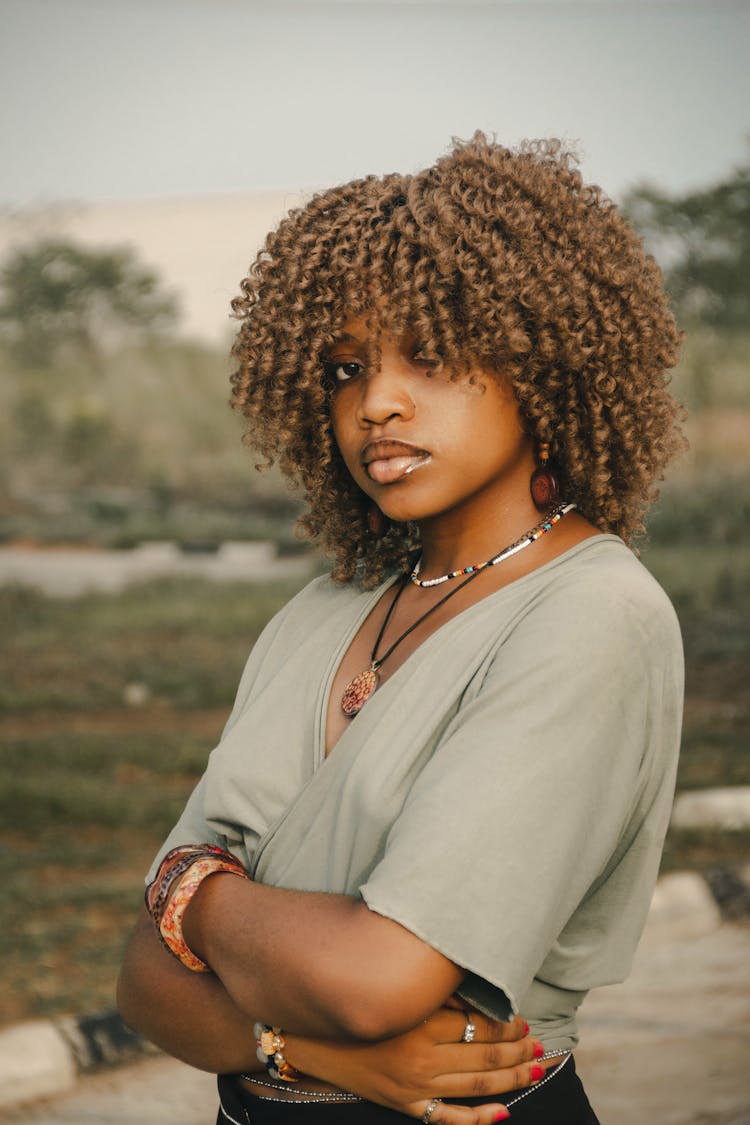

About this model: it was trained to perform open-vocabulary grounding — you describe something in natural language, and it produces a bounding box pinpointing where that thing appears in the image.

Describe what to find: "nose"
[357,360,415,427]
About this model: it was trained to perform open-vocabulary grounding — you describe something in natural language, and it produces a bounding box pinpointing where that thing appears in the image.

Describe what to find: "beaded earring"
[366,504,391,538]
[530,441,561,511]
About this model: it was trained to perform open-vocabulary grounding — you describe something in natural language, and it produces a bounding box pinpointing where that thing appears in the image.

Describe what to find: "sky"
[2,0,749,208]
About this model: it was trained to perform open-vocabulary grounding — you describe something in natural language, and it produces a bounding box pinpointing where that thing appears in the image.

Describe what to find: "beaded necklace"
[340,501,576,717]
[410,502,576,587]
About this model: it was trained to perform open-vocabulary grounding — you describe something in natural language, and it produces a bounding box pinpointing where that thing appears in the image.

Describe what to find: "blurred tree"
[624,152,750,330]
[0,238,179,368]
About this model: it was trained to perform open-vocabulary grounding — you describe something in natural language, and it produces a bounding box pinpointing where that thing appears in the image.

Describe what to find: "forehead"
[335,316,368,344]
[330,313,419,348]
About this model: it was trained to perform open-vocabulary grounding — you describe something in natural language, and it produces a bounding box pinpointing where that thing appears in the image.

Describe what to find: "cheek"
[438,398,530,470]
[330,408,362,478]
[329,400,347,451]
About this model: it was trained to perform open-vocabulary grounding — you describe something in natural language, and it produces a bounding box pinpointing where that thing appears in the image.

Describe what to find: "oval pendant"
[341,668,379,717]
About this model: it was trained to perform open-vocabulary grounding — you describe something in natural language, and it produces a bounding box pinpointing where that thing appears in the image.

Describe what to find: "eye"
[323,359,364,385]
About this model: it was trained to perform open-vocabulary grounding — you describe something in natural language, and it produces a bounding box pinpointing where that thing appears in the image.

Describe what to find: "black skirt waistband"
[216,1056,600,1124]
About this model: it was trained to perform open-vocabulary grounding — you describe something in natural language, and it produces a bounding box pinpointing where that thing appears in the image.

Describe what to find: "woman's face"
[327,317,536,530]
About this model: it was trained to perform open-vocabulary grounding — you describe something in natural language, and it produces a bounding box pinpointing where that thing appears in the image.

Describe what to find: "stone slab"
[0,1023,76,1112]
[671,787,750,831]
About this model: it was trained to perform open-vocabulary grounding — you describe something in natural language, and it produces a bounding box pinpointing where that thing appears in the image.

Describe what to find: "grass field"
[1,546,748,1027]
[0,577,304,1025]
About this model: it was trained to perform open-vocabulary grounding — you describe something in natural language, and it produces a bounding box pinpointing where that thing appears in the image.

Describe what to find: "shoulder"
[465,538,684,769]
[252,571,388,654]
[480,536,683,692]
[533,535,682,654]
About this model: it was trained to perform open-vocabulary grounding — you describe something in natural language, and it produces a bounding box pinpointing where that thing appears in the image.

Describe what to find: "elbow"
[115,961,146,1038]
[335,1005,393,1043]
[115,910,160,1040]
[331,986,430,1042]
[309,914,457,1041]
[337,1004,421,1042]
[322,902,462,1040]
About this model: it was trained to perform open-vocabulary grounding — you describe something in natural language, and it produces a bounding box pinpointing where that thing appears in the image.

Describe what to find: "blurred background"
[0,0,748,1079]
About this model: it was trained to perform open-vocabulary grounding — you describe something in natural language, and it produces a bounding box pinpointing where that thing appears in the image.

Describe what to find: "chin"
[378,500,445,526]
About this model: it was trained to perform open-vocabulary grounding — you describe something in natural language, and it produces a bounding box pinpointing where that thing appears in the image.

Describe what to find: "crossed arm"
[117,876,543,1120]
[186,873,463,1038]
[119,873,463,1052]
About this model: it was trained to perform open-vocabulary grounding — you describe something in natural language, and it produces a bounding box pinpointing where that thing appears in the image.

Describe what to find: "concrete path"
[0,1056,216,1125]
[0,543,310,597]
[576,920,750,1124]
[3,888,749,1123]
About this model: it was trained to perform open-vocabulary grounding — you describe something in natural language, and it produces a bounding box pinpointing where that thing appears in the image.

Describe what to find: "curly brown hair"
[230,132,685,585]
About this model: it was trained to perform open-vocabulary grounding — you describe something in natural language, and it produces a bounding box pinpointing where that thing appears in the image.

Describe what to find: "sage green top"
[148,535,683,1050]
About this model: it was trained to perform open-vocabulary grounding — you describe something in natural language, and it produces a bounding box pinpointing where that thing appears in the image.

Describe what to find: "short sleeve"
[359,573,683,1020]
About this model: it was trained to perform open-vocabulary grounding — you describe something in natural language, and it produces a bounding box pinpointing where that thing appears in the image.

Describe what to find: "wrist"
[254,1024,303,1082]
[282,1034,358,1092]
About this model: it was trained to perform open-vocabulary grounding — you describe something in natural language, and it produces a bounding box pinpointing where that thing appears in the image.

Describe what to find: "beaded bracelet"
[253,1023,301,1082]
[145,844,249,972]
[146,849,209,922]
[159,855,249,971]
[146,844,245,924]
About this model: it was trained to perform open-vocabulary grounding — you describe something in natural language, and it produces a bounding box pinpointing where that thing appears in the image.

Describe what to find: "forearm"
[118,904,537,1119]
[117,907,262,1073]
[182,874,463,1040]
[278,1010,542,1116]
[284,1034,388,1097]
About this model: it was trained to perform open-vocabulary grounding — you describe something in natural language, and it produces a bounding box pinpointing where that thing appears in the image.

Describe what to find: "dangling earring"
[530,441,561,511]
[367,504,391,538]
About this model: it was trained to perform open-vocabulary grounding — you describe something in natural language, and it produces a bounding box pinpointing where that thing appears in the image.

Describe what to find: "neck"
[416,496,545,580]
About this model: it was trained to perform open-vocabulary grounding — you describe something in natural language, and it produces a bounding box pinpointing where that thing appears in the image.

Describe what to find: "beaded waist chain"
[240,1050,572,1106]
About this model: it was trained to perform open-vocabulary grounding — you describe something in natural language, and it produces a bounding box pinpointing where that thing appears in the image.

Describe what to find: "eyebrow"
[329,332,365,346]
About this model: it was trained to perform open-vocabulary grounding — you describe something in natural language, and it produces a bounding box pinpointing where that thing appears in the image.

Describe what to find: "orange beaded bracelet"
[146,845,249,972]
[159,855,248,971]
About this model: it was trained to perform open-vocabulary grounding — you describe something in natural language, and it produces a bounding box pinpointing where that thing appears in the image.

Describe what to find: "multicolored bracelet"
[254,1023,301,1082]
[146,844,245,921]
[145,844,248,972]
[160,855,248,971]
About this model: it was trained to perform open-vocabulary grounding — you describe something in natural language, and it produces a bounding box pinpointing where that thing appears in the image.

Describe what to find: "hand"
[286,1008,549,1123]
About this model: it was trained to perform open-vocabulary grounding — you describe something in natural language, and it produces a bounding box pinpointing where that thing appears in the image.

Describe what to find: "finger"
[426,1057,549,1100]
[471,1012,528,1044]
[431,1009,530,1046]
[432,1034,543,1079]
[442,1000,528,1041]
[413,1098,510,1124]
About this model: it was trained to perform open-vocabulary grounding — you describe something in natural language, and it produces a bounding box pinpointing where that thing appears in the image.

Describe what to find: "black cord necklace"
[340,568,483,717]
[340,501,576,718]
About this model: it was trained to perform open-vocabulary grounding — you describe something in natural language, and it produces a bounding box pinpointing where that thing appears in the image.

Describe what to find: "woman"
[118,133,685,1124]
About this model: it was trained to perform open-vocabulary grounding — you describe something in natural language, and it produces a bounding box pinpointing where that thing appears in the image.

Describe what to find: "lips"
[362,440,432,485]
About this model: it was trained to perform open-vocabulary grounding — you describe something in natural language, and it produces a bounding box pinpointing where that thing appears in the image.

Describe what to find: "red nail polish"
[493,1111,510,1122]
[523,1021,529,1036]
[530,1064,545,1082]
[533,1042,545,1059]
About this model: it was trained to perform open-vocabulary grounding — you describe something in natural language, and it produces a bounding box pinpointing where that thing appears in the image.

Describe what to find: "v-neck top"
[147,535,684,1050]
